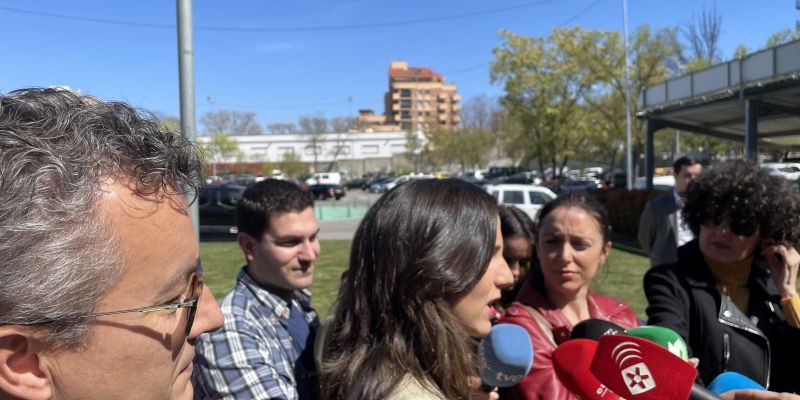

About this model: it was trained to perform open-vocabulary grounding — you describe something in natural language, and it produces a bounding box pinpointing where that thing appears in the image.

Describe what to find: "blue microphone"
[707,372,766,395]
[477,323,534,390]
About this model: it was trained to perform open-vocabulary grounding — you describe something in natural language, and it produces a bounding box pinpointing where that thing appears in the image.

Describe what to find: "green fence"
[315,197,372,221]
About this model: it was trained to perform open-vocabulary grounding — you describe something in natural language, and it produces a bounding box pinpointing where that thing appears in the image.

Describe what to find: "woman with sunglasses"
[645,160,800,392]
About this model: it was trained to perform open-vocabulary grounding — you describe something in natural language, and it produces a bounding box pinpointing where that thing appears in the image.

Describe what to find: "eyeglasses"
[702,217,757,237]
[84,264,205,336]
[9,264,205,336]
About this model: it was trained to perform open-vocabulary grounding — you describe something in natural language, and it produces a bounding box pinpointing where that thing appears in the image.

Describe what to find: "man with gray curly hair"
[0,87,223,399]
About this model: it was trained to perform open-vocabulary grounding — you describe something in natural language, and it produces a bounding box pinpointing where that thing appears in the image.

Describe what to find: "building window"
[362,145,379,155]
[401,122,411,130]
[278,147,295,156]
[401,110,411,119]
[400,89,411,97]
[335,145,351,155]
[304,145,322,155]
[401,99,411,108]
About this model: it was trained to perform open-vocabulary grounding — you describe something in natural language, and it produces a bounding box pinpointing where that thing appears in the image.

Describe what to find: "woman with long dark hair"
[320,178,513,400]
[495,205,537,314]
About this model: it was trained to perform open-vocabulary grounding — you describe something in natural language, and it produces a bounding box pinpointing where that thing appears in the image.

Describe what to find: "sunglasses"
[702,217,757,237]
[9,264,205,336]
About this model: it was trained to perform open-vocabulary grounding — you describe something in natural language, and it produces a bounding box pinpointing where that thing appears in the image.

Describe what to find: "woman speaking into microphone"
[320,179,513,400]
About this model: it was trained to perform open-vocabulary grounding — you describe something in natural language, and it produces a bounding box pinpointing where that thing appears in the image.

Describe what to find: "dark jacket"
[637,191,680,267]
[644,240,800,392]
[497,280,640,400]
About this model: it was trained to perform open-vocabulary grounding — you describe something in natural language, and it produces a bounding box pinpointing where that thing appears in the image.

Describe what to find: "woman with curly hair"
[320,179,513,400]
[645,160,800,392]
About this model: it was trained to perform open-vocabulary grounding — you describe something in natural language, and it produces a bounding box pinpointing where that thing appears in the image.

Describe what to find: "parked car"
[761,162,800,181]
[198,183,246,235]
[309,183,346,200]
[305,172,342,185]
[485,184,557,221]
[559,178,604,193]
[384,173,434,192]
[367,177,395,193]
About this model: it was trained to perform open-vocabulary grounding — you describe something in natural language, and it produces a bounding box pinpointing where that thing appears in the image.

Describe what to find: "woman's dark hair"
[320,179,499,400]
[682,160,800,244]
[535,191,610,243]
[498,205,536,303]
[499,205,536,243]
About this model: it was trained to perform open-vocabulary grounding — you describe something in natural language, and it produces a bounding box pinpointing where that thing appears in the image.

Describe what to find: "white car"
[384,173,434,192]
[486,184,557,221]
[760,163,800,181]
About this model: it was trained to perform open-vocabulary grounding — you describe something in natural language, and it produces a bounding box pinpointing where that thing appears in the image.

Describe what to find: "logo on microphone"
[612,341,656,395]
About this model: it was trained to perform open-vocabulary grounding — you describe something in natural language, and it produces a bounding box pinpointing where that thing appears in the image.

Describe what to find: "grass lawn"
[200,240,652,319]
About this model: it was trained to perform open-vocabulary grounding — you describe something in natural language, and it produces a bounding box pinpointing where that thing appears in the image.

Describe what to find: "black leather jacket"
[644,240,800,392]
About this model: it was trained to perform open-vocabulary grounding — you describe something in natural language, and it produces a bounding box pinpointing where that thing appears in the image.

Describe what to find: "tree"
[200,110,262,136]
[461,94,500,131]
[559,25,683,173]
[298,114,328,172]
[492,28,616,178]
[329,116,357,133]
[279,152,306,178]
[684,4,722,68]
[154,113,181,132]
[733,44,749,59]
[266,123,297,135]
[765,28,800,48]
[202,132,240,176]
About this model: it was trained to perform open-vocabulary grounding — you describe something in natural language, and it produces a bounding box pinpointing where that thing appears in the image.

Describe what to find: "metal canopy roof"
[637,39,800,150]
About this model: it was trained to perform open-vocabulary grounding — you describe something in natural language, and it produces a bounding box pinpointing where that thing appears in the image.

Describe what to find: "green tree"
[202,132,240,176]
[766,28,800,48]
[279,152,307,179]
[491,28,596,178]
[559,25,683,173]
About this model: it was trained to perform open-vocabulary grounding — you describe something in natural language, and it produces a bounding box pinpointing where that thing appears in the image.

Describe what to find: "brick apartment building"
[357,61,461,132]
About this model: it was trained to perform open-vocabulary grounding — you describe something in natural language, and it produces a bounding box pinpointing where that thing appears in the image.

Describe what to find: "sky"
[0,1,796,133]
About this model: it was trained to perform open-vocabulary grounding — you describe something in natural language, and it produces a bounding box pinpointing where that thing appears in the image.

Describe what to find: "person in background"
[645,160,800,392]
[638,156,703,267]
[0,87,224,399]
[498,192,639,400]
[320,179,513,400]
[193,179,321,400]
[494,205,537,315]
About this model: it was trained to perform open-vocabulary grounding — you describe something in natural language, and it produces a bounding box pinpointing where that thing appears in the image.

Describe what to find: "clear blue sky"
[0,1,795,132]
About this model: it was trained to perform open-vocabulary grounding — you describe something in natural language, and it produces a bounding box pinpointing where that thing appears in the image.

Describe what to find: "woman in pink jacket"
[498,192,639,400]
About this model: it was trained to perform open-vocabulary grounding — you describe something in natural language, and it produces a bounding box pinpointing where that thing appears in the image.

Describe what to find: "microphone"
[571,319,626,340]
[590,334,721,400]
[477,323,534,390]
[707,372,766,395]
[625,325,689,361]
[552,339,622,400]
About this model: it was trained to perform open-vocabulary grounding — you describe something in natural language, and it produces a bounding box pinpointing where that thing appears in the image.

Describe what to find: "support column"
[744,100,759,160]
[645,119,659,190]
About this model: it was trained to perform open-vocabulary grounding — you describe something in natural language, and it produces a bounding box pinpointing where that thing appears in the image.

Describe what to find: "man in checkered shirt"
[193,179,321,400]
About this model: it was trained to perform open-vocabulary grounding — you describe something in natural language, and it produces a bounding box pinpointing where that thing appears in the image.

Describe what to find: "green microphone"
[625,326,689,361]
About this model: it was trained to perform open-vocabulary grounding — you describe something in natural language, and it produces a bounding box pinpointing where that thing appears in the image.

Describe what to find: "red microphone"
[552,339,622,400]
[590,334,720,400]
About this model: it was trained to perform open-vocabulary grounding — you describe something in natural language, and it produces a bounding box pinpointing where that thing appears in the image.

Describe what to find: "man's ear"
[237,232,257,262]
[0,326,52,400]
